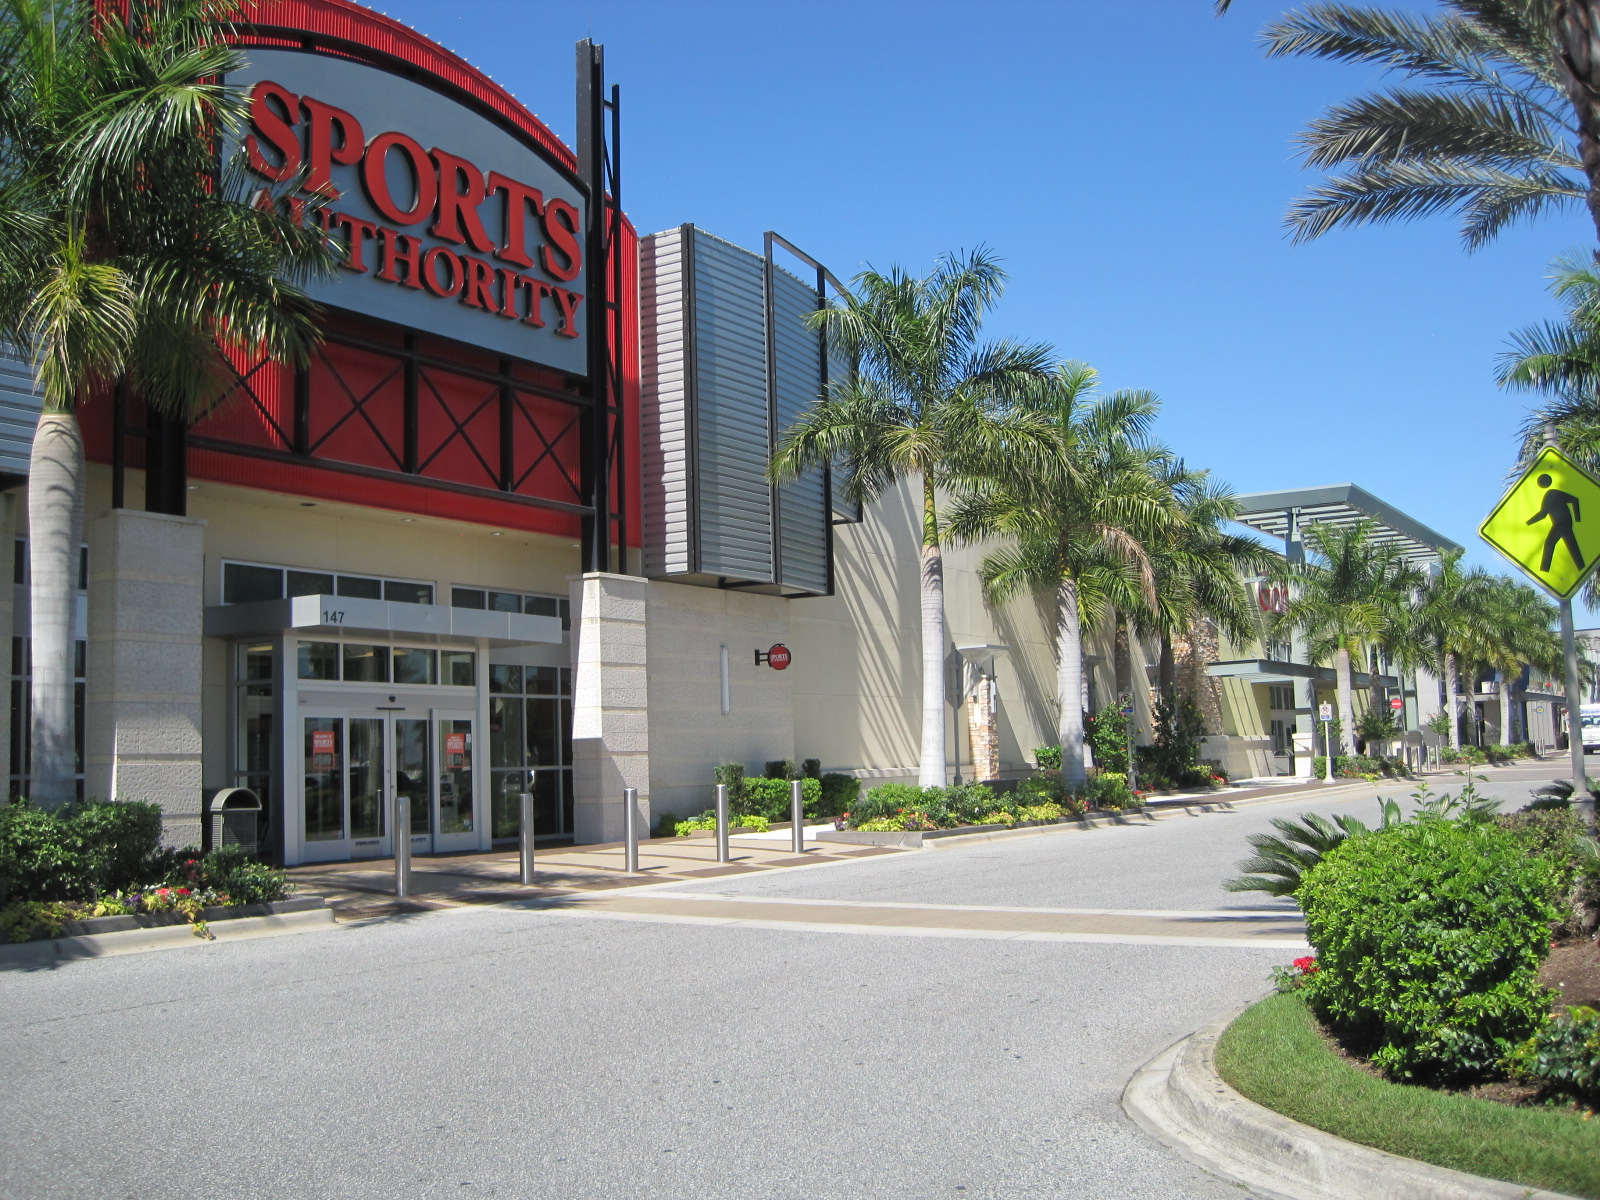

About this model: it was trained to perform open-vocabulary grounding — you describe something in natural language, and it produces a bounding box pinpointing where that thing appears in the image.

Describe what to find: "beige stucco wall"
[643,581,794,823]
[786,479,1068,785]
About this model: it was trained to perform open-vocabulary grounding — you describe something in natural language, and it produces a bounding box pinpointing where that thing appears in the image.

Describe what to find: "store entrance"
[299,706,476,862]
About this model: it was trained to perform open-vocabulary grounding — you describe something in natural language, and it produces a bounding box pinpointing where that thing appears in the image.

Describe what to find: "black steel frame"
[577,39,629,576]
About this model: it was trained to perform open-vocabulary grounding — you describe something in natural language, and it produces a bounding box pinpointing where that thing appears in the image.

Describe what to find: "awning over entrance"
[203,594,564,647]
[1230,483,1460,566]
[1206,658,1397,689]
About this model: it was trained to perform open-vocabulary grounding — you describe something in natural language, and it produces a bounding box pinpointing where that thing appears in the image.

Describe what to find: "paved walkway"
[286,828,907,920]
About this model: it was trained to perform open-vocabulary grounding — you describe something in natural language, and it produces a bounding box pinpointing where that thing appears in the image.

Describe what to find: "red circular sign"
[767,644,791,670]
[1390,697,1403,710]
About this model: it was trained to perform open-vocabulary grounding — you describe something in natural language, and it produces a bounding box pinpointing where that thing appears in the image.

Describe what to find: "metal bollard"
[715,783,730,864]
[791,779,805,853]
[393,791,411,899]
[519,791,536,885]
[623,786,640,873]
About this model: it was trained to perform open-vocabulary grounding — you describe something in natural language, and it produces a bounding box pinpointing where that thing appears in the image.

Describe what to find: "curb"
[1121,1008,1581,1200]
[0,904,338,968]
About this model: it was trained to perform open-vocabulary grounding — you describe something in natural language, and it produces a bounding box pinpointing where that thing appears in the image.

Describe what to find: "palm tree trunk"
[1335,645,1356,756]
[1158,632,1175,695]
[28,411,84,809]
[1057,574,1088,791]
[1499,666,1514,747]
[1444,651,1461,750]
[1113,617,1130,700]
[1555,1,1600,240]
[918,477,946,788]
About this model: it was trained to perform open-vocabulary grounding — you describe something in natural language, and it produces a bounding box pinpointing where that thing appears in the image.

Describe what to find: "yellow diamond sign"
[1480,447,1600,599]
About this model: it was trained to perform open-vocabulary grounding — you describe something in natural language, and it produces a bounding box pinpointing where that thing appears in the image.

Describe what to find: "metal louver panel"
[0,347,42,479]
[638,224,836,597]
[640,232,691,576]
[769,267,828,593]
[690,228,774,582]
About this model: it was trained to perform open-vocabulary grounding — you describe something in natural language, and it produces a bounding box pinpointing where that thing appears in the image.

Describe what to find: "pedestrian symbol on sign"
[1528,473,1585,572]
[1479,446,1600,599]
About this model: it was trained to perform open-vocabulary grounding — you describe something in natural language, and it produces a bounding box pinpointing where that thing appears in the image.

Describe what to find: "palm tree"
[1410,550,1496,749]
[1468,575,1562,742]
[1216,0,1597,249]
[0,0,336,806]
[770,249,1052,787]
[945,365,1181,790]
[1500,255,1600,466]
[1144,467,1276,696]
[1273,519,1424,756]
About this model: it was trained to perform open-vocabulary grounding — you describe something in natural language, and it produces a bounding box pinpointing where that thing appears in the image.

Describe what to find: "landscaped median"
[1217,991,1599,1199]
[1127,776,1600,1200]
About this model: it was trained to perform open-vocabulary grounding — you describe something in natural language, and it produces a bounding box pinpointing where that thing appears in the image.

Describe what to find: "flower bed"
[0,799,293,942]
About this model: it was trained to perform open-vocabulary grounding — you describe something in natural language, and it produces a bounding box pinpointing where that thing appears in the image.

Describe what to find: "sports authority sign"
[755,644,791,670]
[230,49,588,374]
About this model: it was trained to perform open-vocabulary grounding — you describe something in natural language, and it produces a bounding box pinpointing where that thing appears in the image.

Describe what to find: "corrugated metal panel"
[637,224,837,595]
[639,231,692,576]
[769,268,828,593]
[689,229,773,582]
[0,347,42,479]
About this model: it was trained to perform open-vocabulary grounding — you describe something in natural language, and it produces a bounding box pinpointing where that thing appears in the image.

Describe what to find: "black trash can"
[204,787,263,855]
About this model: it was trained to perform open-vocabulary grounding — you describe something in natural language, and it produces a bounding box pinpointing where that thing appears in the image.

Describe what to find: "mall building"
[0,0,1476,864]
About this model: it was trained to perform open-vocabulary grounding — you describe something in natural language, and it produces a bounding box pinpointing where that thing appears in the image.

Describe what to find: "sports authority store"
[2,0,1074,865]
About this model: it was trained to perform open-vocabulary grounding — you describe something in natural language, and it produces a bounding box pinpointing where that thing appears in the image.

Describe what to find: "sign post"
[1479,443,1600,827]
[1121,698,1136,792]
[1318,702,1334,783]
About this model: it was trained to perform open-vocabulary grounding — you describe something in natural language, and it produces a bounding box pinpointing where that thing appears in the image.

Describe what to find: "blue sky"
[372,0,1586,610]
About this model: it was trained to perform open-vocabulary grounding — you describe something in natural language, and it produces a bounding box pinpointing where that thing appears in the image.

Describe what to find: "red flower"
[176,888,191,896]
[1293,955,1318,975]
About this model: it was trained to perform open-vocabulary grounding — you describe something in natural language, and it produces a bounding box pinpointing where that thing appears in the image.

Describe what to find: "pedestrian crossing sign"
[1479,446,1600,599]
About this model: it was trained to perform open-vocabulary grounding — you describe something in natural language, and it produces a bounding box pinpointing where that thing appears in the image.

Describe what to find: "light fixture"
[400,517,415,524]
[490,531,504,537]
[300,502,316,507]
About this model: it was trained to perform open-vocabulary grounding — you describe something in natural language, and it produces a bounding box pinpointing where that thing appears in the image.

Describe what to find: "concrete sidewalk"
[286,828,906,920]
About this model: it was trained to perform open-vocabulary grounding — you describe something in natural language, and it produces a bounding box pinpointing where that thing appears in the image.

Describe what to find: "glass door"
[300,711,389,862]
[394,717,433,856]
[433,710,477,852]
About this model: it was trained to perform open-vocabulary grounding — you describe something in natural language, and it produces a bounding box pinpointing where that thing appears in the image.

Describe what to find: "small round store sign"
[767,644,791,670]
[1390,697,1403,711]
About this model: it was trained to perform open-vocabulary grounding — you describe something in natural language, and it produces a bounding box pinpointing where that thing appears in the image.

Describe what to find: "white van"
[1582,703,1600,753]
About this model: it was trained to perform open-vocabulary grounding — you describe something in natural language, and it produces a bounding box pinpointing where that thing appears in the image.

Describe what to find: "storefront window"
[452,587,570,630]
[224,561,433,606]
[235,643,275,817]
[298,641,340,681]
[9,636,86,801]
[489,664,573,841]
[342,644,390,683]
[392,648,437,685]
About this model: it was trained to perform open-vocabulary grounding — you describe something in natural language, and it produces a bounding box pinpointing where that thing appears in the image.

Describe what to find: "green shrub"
[0,798,165,902]
[818,773,859,816]
[944,783,997,825]
[763,759,799,781]
[160,846,288,905]
[674,811,771,836]
[743,776,821,820]
[1033,744,1062,770]
[851,782,928,826]
[1299,819,1562,1083]
[1084,703,1131,773]
[801,758,821,780]
[1497,808,1585,881]
[1086,771,1138,810]
[713,763,749,817]
[1510,1007,1600,1109]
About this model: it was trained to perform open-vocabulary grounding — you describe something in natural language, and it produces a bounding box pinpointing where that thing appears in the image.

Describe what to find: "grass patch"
[1215,991,1600,1200]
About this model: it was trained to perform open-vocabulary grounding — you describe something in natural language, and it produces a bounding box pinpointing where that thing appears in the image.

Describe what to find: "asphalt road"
[0,764,1559,1200]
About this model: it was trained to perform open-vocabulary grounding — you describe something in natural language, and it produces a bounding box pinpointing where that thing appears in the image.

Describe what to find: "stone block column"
[569,572,650,844]
[85,510,206,848]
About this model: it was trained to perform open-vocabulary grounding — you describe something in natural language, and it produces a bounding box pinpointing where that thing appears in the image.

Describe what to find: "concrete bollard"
[624,787,640,873]
[393,791,411,899]
[715,783,730,864]
[519,792,536,885]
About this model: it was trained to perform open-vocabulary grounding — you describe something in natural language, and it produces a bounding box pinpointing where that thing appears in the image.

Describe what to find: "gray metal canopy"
[1231,483,1461,566]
